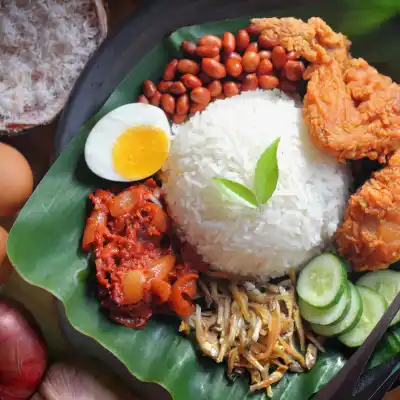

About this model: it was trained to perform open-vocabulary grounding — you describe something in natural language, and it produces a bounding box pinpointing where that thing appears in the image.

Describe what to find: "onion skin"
[36,361,137,400]
[0,298,47,400]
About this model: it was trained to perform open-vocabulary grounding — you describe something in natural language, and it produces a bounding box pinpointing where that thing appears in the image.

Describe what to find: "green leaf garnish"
[254,138,280,205]
[213,178,258,208]
[214,138,280,208]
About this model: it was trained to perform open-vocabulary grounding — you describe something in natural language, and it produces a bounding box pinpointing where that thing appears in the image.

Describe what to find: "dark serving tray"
[55,0,399,398]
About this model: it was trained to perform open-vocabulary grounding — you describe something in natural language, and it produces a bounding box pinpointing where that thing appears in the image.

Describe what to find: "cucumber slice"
[339,286,387,347]
[297,253,347,308]
[299,282,350,325]
[311,282,363,336]
[357,270,400,326]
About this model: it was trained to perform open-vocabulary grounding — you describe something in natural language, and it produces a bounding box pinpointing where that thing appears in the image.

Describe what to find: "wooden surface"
[0,0,398,398]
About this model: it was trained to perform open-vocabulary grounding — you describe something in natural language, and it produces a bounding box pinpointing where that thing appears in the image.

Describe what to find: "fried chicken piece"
[252,17,400,162]
[307,58,400,269]
[344,58,393,102]
[336,151,400,271]
[251,17,350,65]
[304,59,400,162]
[253,16,400,271]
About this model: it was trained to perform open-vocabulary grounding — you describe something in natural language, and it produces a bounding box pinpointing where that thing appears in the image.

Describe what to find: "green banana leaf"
[7,3,400,399]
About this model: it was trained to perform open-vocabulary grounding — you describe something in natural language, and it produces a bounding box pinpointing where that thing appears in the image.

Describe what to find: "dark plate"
[53,0,399,398]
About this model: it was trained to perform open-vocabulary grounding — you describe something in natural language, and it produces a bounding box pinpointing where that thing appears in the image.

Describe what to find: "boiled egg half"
[85,103,171,181]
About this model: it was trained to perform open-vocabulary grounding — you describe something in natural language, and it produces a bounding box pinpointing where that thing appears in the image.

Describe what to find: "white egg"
[84,103,171,182]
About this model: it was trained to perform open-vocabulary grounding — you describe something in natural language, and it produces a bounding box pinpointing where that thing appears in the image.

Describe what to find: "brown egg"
[0,143,33,216]
[0,225,11,284]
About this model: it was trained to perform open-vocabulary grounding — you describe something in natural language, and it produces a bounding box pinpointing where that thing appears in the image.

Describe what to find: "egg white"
[84,103,171,182]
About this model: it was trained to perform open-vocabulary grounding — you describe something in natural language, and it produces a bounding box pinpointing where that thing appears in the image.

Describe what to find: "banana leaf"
[7,3,400,399]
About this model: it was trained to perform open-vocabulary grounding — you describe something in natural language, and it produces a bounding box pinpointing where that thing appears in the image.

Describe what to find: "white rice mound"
[163,90,351,278]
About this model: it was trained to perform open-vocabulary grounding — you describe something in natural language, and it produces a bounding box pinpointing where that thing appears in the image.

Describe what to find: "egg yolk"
[112,125,169,180]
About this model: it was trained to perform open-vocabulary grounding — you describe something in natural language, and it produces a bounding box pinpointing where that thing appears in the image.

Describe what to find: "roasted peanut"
[214,93,225,100]
[182,40,197,56]
[177,59,200,75]
[160,93,175,114]
[222,32,236,53]
[258,50,272,60]
[283,60,305,81]
[138,95,149,104]
[157,81,172,93]
[246,24,261,36]
[190,87,211,105]
[207,80,223,97]
[196,45,220,58]
[190,102,206,114]
[241,73,258,91]
[170,81,187,95]
[198,72,213,85]
[222,51,242,63]
[199,34,222,49]
[172,113,187,124]
[258,75,279,89]
[163,59,178,81]
[236,29,250,52]
[201,58,226,79]
[245,42,259,53]
[143,80,157,98]
[226,58,243,77]
[223,81,240,97]
[286,51,297,61]
[271,46,287,69]
[213,55,221,62]
[242,51,260,73]
[258,35,279,49]
[257,59,273,75]
[279,79,297,92]
[150,91,161,106]
[181,74,202,89]
[176,94,190,115]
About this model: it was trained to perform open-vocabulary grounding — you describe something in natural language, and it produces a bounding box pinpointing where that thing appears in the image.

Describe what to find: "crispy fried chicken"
[253,17,400,271]
[336,151,400,271]
[304,59,400,162]
[251,17,350,65]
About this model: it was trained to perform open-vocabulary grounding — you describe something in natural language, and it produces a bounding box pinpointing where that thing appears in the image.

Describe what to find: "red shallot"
[0,298,47,400]
[32,361,137,400]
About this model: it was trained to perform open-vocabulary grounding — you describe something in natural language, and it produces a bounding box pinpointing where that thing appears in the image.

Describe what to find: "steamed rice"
[163,90,351,278]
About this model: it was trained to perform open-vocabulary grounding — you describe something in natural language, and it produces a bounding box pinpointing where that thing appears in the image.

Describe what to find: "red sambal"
[82,179,199,328]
